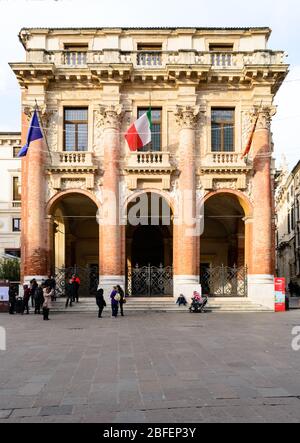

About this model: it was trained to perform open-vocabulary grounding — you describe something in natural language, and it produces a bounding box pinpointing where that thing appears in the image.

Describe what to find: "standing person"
[30,279,38,307]
[8,284,17,315]
[110,286,120,318]
[42,286,53,321]
[117,285,126,317]
[45,275,57,301]
[71,274,81,303]
[96,288,106,318]
[23,284,31,314]
[34,284,44,315]
[65,278,74,308]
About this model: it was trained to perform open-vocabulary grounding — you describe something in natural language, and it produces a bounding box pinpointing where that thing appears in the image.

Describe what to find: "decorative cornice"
[175,105,200,129]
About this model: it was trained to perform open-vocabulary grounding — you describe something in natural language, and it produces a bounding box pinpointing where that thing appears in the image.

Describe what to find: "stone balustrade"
[202,152,249,168]
[50,151,95,169]
[37,50,285,68]
[126,151,172,171]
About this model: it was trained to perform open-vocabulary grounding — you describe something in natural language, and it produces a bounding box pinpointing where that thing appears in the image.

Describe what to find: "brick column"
[22,108,48,283]
[248,106,276,309]
[173,106,202,301]
[98,105,125,298]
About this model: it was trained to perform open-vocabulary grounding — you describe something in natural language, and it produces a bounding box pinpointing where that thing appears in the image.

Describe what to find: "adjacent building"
[9,27,288,308]
[276,160,300,288]
[0,133,22,258]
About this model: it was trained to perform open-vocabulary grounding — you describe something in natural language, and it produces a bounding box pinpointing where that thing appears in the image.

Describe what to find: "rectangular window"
[13,177,21,201]
[137,44,162,66]
[138,108,162,151]
[209,44,233,67]
[5,248,21,258]
[64,108,88,151]
[64,44,88,65]
[13,146,21,158]
[12,218,21,232]
[211,108,235,152]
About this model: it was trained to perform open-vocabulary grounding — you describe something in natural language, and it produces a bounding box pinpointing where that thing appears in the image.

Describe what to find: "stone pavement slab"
[0,311,300,422]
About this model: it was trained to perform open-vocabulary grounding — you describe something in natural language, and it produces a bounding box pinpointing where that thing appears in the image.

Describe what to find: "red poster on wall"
[275,278,286,312]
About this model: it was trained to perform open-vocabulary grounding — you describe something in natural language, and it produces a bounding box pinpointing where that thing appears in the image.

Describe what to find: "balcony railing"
[50,151,95,169]
[137,51,162,67]
[126,151,172,171]
[64,51,87,66]
[39,50,285,69]
[202,152,249,168]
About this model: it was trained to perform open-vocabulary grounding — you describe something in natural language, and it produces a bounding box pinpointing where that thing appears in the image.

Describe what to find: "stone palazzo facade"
[10,27,288,308]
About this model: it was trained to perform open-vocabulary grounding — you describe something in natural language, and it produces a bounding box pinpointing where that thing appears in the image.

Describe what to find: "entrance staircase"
[51,297,272,313]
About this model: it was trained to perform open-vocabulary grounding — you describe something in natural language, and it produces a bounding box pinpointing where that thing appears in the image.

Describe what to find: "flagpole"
[35,99,53,163]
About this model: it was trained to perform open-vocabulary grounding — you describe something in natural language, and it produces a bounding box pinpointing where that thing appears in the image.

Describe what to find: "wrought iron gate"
[127,264,173,297]
[54,265,99,297]
[200,265,248,297]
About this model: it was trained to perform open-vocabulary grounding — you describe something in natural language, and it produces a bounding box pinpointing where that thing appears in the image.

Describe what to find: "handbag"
[114,293,121,302]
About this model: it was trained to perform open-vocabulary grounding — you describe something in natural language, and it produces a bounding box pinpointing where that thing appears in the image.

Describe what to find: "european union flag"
[18,110,43,157]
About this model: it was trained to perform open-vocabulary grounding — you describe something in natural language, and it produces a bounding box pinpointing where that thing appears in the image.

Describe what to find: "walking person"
[110,286,120,318]
[8,283,17,315]
[30,279,38,308]
[96,288,106,318]
[71,274,81,303]
[23,284,31,314]
[34,284,44,315]
[45,275,57,301]
[42,286,53,321]
[117,285,126,317]
[65,278,74,308]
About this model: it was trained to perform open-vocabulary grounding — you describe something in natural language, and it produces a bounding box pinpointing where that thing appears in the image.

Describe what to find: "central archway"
[47,191,99,296]
[126,191,173,296]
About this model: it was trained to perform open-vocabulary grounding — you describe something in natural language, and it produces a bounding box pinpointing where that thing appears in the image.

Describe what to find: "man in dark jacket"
[96,288,106,318]
[34,284,44,315]
[8,284,17,315]
[23,285,31,314]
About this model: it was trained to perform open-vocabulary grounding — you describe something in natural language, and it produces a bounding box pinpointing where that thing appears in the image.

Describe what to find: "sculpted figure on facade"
[93,109,104,157]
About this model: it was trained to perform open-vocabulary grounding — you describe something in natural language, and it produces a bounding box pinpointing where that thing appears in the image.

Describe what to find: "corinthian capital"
[99,105,124,130]
[257,105,277,130]
[175,105,200,129]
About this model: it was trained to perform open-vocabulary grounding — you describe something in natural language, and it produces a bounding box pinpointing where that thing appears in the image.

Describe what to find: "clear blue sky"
[0,0,299,168]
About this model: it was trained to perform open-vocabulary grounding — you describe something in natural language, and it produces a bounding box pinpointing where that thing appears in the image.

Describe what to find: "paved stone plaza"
[0,310,300,423]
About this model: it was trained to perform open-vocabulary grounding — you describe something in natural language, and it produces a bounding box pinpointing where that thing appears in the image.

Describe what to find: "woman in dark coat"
[117,285,125,317]
[96,288,106,318]
[110,286,119,318]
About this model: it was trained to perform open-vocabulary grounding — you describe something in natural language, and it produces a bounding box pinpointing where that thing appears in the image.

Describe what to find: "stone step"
[51,297,272,313]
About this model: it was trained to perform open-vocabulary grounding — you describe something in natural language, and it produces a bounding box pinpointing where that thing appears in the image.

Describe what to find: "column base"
[248,274,275,311]
[98,275,126,303]
[174,275,202,303]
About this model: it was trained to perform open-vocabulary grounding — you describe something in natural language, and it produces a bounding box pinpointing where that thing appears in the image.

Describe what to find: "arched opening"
[126,192,173,296]
[49,192,99,296]
[200,192,248,297]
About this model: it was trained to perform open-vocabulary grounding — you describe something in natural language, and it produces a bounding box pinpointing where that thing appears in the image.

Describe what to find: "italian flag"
[125,110,152,151]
